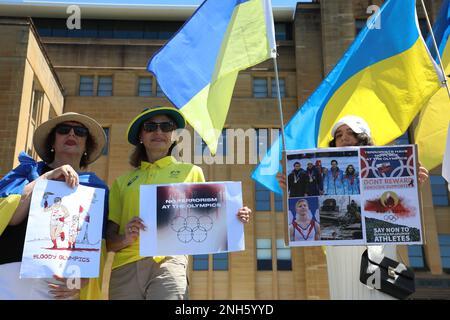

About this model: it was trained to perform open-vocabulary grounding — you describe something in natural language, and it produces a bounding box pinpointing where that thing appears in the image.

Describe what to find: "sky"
[3,0,310,8]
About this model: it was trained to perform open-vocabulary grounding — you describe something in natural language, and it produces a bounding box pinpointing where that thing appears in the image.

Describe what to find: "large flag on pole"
[148,0,276,154]
[252,0,442,194]
[414,0,450,170]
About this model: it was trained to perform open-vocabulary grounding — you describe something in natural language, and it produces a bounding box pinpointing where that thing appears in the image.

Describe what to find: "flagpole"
[273,55,287,152]
[420,0,450,98]
[273,53,289,246]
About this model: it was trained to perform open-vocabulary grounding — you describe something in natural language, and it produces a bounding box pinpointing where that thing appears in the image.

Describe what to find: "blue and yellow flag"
[252,0,442,194]
[148,0,276,154]
[414,0,450,170]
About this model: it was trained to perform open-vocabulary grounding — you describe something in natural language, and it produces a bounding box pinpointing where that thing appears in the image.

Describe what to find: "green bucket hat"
[126,106,186,145]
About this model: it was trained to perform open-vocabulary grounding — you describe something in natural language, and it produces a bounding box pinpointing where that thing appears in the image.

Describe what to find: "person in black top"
[287,162,307,197]
[304,162,323,196]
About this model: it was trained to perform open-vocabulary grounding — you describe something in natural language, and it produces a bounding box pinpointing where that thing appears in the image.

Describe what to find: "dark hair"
[331,160,338,165]
[44,125,96,169]
[129,114,178,168]
[345,165,356,176]
[329,132,373,147]
[294,162,300,166]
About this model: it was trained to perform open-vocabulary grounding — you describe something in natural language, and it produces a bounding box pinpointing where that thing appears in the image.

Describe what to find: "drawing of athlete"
[43,197,69,249]
[68,214,80,249]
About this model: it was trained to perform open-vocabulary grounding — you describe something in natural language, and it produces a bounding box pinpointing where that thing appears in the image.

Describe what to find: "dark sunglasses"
[55,124,89,137]
[143,121,176,133]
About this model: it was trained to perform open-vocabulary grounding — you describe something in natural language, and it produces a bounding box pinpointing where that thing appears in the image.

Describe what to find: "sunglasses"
[55,124,89,137]
[143,121,176,133]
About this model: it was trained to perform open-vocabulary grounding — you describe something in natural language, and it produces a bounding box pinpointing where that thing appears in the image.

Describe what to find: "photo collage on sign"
[286,148,364,247]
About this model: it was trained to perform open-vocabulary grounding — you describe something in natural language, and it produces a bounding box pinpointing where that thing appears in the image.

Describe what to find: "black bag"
[359,248,415,299]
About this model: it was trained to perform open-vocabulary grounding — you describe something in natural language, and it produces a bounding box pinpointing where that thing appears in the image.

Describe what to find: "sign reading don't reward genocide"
[360,145,422,245]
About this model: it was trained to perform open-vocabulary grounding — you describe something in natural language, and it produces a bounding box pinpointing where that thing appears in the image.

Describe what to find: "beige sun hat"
[33,112,106,164]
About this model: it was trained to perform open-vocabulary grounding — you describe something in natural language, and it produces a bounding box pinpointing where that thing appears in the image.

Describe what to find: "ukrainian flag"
[414,0,450,170]
[148,0,276,154]
[252,0,442,194]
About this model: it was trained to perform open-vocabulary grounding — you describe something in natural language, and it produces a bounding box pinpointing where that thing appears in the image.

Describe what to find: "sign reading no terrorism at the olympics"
[139,182,244,256]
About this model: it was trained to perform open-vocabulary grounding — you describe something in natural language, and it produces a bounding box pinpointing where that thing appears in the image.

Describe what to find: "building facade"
[0,0,449,299]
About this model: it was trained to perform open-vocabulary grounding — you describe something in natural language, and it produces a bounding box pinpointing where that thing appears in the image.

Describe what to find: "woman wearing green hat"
[106,106,251,300]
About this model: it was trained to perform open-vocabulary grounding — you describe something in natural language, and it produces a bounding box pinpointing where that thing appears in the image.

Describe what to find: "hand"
[276,172,287,189]
[124,217,146,245]
[237,206,252,224]
[42,165,79,188]
[48,275,88,300]
[418,162,429,185]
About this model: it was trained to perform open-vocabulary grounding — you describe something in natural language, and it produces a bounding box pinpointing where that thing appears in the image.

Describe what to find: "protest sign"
[140,182,244,256]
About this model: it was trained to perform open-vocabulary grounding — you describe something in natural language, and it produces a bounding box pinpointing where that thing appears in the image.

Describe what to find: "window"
[193,254,208,271]
[357,18,427,38]
[271,78,285,98]
[156,83,165,97]
[197,130,227,156]
[256,239,272,271]
[274,193,284,212]
[255,128,283,212]
[34,18,183,40]
[275,23,286,41]
[213,253,228,271]
[97,76,113,96]
[26,89,44,157]
[274,22,293,41]
[255,182,271,211]
[68,20,98,38]
[430,175,449,206]
[254,180,282,212]
[407,245,426,270]
[79,76,94,96]
[98,24,113,38]
[102,127,110,156]
[138,77,153,96]
[276,239,292,270]
[253,78,268,98]
[438,234,450,272]
[113,21,143,39]
[255,128,268,161]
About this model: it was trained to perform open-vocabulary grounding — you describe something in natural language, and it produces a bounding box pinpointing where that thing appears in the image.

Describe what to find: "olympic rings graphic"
[383,214,398,222]
[171,215,214,243]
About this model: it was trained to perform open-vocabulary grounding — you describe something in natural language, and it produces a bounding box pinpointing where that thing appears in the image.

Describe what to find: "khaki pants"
[109,256,188,300]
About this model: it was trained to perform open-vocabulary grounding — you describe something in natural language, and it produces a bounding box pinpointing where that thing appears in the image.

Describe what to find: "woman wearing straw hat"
[277,115,429,300]
[106,106,251,300]
[0,112,108,300]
